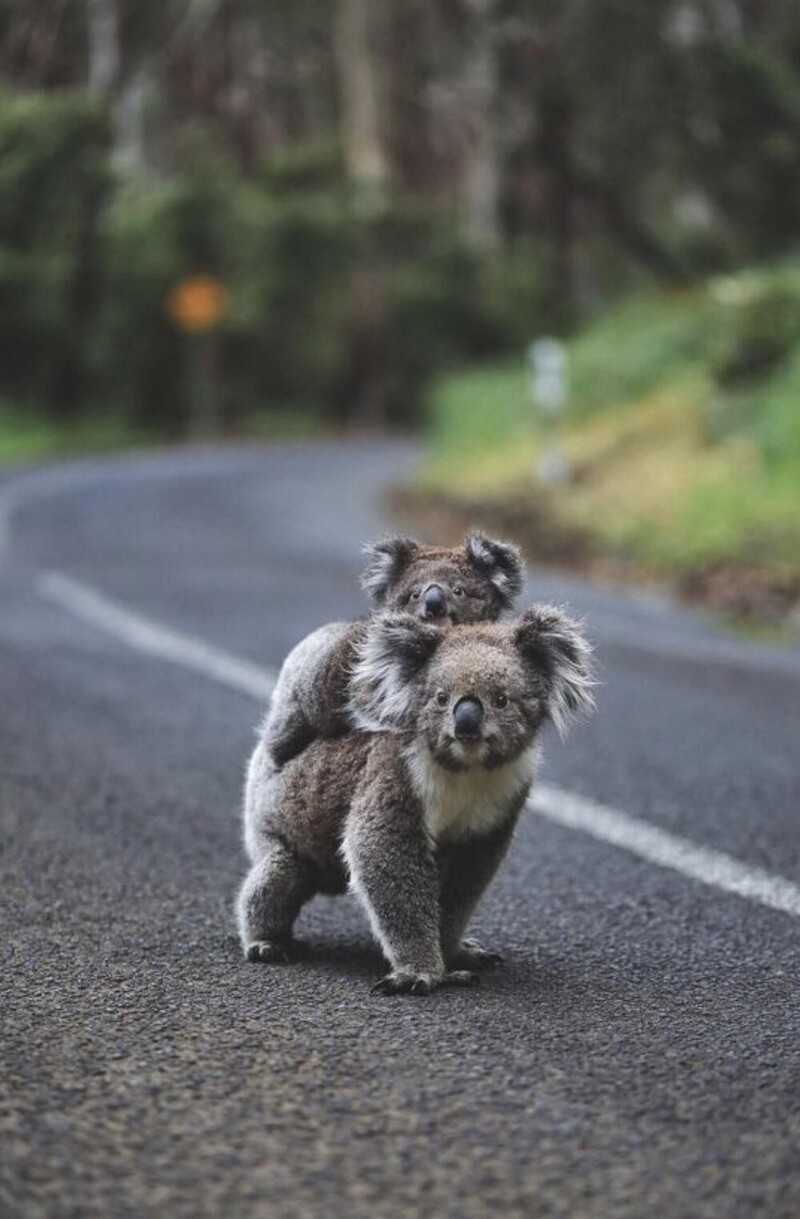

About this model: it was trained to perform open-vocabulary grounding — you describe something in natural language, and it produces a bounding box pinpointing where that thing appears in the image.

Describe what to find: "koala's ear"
[514,605,595,738]
[349,613,441,730]
[360,537,422,605]
[464,531,524,611]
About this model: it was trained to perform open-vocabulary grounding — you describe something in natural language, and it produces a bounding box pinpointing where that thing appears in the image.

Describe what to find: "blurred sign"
[165,274,226,333]
[528,337,570,486]
[529,338,567,416]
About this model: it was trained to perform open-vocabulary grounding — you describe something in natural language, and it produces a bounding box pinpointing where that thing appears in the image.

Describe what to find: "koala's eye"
[453,586,464,597]
[493,691,509,709]
[409,589,421,601]
[435,689,449,708]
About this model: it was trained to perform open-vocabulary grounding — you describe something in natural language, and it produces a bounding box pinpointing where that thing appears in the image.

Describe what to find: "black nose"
[453,697,484,741]
[422,583,448,619]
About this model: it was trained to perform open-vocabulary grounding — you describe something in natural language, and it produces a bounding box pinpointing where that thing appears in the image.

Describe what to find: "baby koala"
[238,605,594,995]
[263,532,523,767]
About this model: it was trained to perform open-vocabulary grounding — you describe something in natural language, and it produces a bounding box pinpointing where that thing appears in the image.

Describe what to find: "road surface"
[1,442,798,1219]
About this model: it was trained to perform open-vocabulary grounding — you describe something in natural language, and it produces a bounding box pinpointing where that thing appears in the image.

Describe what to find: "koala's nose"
[453,697,484,741]
[422,583,448,619]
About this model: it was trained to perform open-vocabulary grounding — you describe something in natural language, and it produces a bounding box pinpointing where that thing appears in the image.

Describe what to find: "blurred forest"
[1,0,800,440]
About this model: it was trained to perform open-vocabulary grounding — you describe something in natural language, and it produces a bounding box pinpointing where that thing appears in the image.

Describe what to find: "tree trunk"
[459,0,501,250]
[537,78,575,330]
[334,0,388,199]
[86,0,119,96]
[87,0,149,173]
[112,68,147,173]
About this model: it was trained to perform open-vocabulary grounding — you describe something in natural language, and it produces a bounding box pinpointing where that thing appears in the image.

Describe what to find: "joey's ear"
[349,613,442,730]
[360,537,422,605]
[514,605,595,737]
[464,531,524,610]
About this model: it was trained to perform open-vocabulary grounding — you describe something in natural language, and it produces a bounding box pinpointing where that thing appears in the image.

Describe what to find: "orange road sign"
[165,274,226,333]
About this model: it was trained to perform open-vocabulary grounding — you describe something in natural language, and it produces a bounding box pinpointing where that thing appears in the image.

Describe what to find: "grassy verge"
[0,401,147,464]
[414,259,800,625]
[0,400,320,466]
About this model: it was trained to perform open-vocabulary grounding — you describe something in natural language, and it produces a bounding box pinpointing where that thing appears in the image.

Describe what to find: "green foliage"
[101,182,188,431]
[423,252,800,574]
[0,396,141,461]
[689,40,800,259]
[568,291,716,416]
[710,274,800,390]
[426,362,530,466]
[0,90,109,416]
[0,95,535,439]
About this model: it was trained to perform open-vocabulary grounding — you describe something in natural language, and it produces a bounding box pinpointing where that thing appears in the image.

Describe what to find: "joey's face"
[385,557,500,626]
[361,532,523,624]
[418,639,547,771]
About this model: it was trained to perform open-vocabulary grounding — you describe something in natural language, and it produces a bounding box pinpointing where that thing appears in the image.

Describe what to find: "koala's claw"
[371,969,480,996]
[445,969,481,987]
[245,939,296,964]
[371,970,429,996]
[449,939,504,971]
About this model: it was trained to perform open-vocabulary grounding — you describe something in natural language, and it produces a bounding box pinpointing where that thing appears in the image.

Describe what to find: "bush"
[711,281,800,389]
[0,98,546,436]
[0,90,109,417]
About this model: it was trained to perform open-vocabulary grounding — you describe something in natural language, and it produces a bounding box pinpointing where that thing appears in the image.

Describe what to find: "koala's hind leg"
[438,818,518,971]
[237,837,317,963]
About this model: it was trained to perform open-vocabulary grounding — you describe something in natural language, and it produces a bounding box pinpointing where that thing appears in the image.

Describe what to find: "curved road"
[2,442,799,1219]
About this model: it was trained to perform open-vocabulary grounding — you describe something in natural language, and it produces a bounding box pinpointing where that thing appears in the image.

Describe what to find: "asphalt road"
[2,442,799,1219]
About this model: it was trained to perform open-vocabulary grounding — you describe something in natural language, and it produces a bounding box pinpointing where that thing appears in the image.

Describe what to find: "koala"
[262,532,523,768]
[237,605,594,995]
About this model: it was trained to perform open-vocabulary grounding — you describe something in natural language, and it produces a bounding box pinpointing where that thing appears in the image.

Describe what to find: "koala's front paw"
[447,938,504,971]
[371,969,479,997]
[244,938,306,964]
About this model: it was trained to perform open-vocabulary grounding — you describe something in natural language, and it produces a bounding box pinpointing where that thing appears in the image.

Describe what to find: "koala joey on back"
[238,605,594,995]
[262,532,523,768]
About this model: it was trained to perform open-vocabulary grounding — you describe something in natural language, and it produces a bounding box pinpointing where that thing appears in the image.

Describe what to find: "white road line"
[37,568,800,921]
[531,785,800,919]
[38,571,277,703]
[8,456,800,678]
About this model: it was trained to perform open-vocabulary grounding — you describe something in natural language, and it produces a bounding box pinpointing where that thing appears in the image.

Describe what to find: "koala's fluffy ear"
[360,537,422,605]
[464,531,524,611]
[514,605,595,738]
[349,613,441,730]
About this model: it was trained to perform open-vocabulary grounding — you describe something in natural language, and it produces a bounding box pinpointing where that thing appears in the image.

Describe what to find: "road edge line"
[38,567,800,921]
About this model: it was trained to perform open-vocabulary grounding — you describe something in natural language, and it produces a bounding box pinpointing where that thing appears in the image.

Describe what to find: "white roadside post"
[529,337,570,485]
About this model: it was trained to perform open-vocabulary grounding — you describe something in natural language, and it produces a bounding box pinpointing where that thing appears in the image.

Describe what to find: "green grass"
[0,399,322,465]
[239,403,319,439]
[422,257,800,575]
[0,401,145,463]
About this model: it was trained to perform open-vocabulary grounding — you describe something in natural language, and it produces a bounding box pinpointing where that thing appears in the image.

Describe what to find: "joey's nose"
[422,583,448,619]
[453,697,484,741]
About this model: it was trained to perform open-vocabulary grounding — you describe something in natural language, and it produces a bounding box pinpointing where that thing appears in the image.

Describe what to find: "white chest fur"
[405,742,538,843]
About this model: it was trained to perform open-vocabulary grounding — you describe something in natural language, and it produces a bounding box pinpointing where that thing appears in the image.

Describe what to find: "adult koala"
[238,606,594,995]
[262,532,523,768]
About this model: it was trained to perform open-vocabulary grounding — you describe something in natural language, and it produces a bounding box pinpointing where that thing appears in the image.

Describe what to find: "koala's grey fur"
[238,605,594,995]
[262,532,523,768]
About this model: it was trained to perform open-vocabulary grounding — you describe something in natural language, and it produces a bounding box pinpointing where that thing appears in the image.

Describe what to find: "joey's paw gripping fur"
[371,969,480,997]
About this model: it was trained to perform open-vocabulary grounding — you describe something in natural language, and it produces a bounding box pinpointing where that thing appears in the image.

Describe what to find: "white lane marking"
[37,568,800,921]
[38,571,277,703]
[7,457,800,679]
[532,784,800,919]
